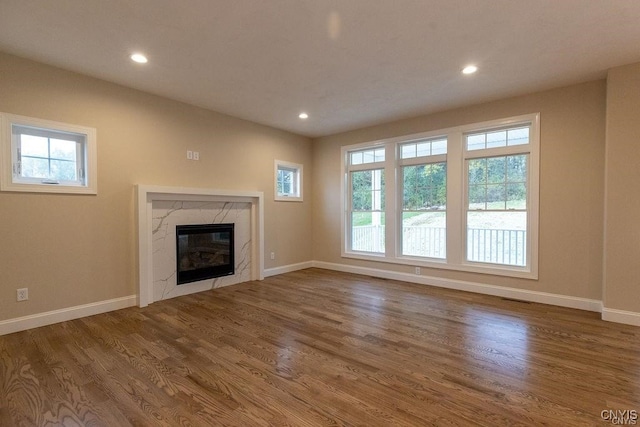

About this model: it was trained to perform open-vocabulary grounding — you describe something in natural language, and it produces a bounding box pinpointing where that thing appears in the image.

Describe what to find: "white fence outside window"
[352,226,526,266]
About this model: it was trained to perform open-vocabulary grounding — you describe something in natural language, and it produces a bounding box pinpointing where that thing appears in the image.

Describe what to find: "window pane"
[21,156,49,178]
[402,211,446,258]
[416,142,430,157]
[277,170,291,194]
[468,158,487,184]
[507,127,529,146]
[486,157,505,184]
[467,211,527,266]
[351,152,363,165]
[351,168,385,253]
[506,154,527,182]
[431,139,447,155]
[351,169,384,211]
[486,131,507,149]
[400,139,447,159]
[486,184,506,209]
[403,165,426,210]
[428,163,446,208]
[351,212,385,253]
[277,170,284,192]
[50,160,77,181]
[467,134,485,151]
[374,149,385,162]
[468,185,486,210]
[282,180,291,194]
[468,125,529,151]
[351,148,385,165]
[50,138,76,161]
[20,135,49,157]
[403,163,446,210]
[468,155,526,212]
[283,170,294,184]
[401,144,415,159]
[363,151,374,163]
[507,183,527,209]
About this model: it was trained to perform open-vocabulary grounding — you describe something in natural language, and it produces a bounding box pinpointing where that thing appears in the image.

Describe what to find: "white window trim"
[346,157,386,255]
[274,159,303,202]
[341,113,539,279]
[0,113,97,195]
[398,141,448,260]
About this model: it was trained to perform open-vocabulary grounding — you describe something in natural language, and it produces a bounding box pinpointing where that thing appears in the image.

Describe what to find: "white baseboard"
[264,261,314,277]
[602,307,640,327]
[0,295,137,336]
[312,261,603,313]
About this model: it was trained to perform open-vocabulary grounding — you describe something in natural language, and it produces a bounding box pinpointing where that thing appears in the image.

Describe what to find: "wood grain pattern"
[1,268,638,426]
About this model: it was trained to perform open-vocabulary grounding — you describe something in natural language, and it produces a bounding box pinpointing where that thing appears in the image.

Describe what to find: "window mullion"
[47,137,52,179]
[383,142,395,258]
[446,131,464,265]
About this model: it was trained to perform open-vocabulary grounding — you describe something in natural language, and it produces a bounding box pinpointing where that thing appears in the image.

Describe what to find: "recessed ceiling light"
[298,112,309,119]
[462,65,478,75]
[130,53,148,64]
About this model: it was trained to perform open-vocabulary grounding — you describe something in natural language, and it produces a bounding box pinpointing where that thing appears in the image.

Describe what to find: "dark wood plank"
[1,268,638,426]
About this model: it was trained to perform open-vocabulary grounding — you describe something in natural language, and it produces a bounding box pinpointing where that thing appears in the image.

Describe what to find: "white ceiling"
[1,1,639,138]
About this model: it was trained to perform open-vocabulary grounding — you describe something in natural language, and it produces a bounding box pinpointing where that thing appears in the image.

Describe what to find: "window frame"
[274,159,303,202]
[341,113,539,279]
[398,137,448,260]
[346,149,386,255]
[0,113,97,194]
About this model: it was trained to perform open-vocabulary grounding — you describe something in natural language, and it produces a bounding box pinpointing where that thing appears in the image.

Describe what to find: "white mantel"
[136,185,264,307]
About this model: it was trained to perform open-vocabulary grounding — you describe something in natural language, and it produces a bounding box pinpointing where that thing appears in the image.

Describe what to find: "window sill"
[342,251,537,280]
[275,195,303,202]
[0,181,97,195]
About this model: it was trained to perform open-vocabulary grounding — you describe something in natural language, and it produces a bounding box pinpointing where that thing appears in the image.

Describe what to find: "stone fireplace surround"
[136,185,264,307]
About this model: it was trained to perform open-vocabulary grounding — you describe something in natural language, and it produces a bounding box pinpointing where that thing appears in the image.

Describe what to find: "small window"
[1,113,97,194]
[350,148,385,165]
[400,138,447,159]
[275,160,303,201]
[467,126,529,151]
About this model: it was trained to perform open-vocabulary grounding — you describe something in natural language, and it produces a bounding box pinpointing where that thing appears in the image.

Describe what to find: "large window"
[347,147,385,254]
[1,113,97,194]
[342,114,539,278]
[466,154,528,266]
[400,138,447,259]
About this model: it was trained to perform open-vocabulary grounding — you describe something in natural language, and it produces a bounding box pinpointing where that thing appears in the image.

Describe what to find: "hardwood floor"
[1,268,639,426]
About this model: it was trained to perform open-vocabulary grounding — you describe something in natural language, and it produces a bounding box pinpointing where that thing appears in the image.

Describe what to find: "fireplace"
[176,223,234,285]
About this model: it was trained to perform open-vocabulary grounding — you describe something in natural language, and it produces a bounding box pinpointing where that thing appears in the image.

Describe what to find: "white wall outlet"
[17,288,28,301]
[270,252,275,260]
[415,267,421,275]
[187,150,193,160]
[193,151,200,160]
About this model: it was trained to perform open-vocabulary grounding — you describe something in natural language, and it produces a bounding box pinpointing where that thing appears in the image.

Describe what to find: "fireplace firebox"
[176,223,234,285]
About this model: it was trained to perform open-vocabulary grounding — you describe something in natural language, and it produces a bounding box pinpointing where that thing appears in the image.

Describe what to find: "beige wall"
[0,52,312,321]
[603,62,640,313]
[4,49,634,325]
[312,80,606,300]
